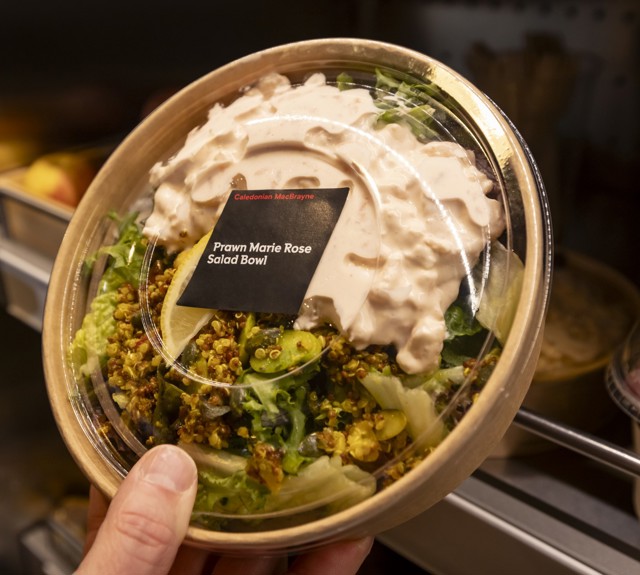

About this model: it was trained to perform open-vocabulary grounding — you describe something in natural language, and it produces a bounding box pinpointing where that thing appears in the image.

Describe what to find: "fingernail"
[140,445,197,493]
[357,536,375,554]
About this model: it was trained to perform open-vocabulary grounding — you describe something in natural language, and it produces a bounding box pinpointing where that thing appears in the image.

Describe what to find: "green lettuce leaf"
[70,212,145,376]
[70,290,118,377]
[264,455,375,514]
[475,241,524,344]
[194,468,268,517]
[360,371,446,447]
[85,211,146,293]
[238,366,318,473]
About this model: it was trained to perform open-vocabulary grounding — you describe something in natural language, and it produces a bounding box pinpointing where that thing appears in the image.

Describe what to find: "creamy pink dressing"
[144,73,505,374]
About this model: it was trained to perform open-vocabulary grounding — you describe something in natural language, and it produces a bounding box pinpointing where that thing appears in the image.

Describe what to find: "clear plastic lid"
[44,39,551,546]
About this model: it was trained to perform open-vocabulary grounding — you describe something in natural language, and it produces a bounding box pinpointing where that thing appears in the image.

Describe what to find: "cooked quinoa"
[73,214,501,527]
[101,249,494,497]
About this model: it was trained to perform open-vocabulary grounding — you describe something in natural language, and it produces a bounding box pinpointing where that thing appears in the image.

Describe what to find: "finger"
[82,485,110,556]
[211,554,288,575]
[76,444,198,575]
[286,537,374,575]
[168,544,216,575]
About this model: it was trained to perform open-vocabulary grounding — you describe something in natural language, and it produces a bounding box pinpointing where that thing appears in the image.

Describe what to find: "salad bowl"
[43,38,552,553]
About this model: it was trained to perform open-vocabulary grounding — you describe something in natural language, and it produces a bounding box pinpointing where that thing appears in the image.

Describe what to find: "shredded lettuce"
[422,365,466,394]
[336,71,354,91]
[373,68,442,141]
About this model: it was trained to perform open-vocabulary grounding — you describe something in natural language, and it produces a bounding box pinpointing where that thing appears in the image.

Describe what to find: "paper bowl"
[43,38,551,553]
[493,249,640,456]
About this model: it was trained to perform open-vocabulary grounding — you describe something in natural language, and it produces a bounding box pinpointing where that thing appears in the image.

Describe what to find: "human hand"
[77,444,373,575]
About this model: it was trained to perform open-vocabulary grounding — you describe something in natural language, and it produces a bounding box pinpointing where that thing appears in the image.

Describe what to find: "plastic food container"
[43,38,552,553]
[606,321,640,519]
[494,249,640,456]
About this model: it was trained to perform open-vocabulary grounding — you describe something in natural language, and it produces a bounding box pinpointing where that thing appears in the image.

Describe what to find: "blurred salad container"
[606,321,640,519]
[494,249,640,456]
[43,38,552,553]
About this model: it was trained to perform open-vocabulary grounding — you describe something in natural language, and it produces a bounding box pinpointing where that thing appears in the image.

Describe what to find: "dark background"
[3,0,638,285]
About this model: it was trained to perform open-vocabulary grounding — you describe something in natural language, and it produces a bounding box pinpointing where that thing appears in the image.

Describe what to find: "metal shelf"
[380,463,640,575]
[513,407,640,479]
[380,408,640,575]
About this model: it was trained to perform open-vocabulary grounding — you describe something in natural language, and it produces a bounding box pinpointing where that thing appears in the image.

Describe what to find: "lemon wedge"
[160,231,214,360]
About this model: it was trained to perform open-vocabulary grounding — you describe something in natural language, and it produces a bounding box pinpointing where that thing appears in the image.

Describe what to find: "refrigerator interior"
[1,1,639,573]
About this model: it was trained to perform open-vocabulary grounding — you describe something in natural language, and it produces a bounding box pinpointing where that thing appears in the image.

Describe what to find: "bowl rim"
[43,37,552,552]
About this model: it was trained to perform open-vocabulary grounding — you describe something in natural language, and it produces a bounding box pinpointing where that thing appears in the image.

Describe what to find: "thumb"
[77,445,198,575]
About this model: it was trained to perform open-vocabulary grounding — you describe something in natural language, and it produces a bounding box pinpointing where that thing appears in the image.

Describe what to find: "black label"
[177,188,349,314]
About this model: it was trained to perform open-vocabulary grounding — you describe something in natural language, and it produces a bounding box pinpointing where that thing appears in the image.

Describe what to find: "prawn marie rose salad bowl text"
[43,39,551,553]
